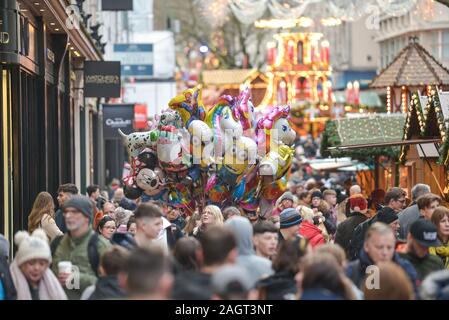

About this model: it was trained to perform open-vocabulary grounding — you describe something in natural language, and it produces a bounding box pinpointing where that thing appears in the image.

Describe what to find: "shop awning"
[307,157,354,171]
[338,163,372,172]
[328,138,441,151]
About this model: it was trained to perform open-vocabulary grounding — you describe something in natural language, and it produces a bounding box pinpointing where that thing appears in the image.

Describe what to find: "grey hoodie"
[224,217,273,285]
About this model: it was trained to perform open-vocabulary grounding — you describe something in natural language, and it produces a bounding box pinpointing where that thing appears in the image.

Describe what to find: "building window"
[443,31,449,60]
[431,31,439,58]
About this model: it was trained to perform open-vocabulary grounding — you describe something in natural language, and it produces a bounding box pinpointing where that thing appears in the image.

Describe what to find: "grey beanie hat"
[62,195,93,221]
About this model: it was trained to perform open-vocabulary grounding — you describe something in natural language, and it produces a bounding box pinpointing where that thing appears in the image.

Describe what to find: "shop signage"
[102,0,133,11]
[113,44,153,78]
[84,61,121,97]
[47,48,55,63]
[134,104,148,129]
[0,9,18,53]
[103,104,135,139]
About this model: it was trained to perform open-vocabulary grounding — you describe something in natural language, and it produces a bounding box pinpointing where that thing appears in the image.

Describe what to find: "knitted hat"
[375,207,398,224]
[14,229,51,266]
[311,191,323,200]
[280,192,294,202]
[349,194,368,211]
[280,208,302,229]
[63,195,93,221]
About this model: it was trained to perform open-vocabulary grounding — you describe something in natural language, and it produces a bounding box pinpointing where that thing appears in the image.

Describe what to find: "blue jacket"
[0,256,16,300]
[54,208,67,233]
[346,248,419,297]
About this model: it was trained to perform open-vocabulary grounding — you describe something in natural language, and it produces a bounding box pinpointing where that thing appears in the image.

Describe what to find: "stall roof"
[320,114,406,160]
[370,38,449,88]
[336,114,405,146]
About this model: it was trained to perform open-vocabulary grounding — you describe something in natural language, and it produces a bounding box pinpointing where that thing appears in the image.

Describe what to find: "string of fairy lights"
[195,0,426,29]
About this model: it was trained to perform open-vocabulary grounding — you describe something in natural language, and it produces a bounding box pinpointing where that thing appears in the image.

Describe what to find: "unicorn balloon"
[232,87,257,134]
[256,106,296,206]
[205,95,243,159]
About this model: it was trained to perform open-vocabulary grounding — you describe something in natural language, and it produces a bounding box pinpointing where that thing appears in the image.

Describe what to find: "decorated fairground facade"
[259,32,332,107]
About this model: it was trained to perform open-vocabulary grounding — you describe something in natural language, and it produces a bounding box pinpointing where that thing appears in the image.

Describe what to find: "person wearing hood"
[298,206,325,248]
[224,216,273,285]
[335,194,369,255]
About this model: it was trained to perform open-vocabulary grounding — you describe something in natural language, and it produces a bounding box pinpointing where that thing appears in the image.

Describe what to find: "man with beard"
[51,195,110,300]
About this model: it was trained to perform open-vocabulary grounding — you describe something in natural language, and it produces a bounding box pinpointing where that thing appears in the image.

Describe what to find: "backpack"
[50,233,100,277]
[348,218,372,261]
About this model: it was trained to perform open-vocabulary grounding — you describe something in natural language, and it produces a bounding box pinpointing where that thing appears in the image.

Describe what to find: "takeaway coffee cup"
[58,261,72,274]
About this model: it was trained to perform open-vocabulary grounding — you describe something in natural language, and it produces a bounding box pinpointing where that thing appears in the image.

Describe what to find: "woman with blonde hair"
[28,192,63,241]
[297,206,326,248]
[193,205,224,238]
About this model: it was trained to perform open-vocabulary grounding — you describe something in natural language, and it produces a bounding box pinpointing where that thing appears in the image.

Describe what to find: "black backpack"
[50,233,101,277]
[348,218,373,261]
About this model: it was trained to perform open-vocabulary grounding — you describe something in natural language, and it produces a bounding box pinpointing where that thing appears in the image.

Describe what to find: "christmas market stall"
[368,35,449,198]
[398,87,449,199]
[321,114,406,196]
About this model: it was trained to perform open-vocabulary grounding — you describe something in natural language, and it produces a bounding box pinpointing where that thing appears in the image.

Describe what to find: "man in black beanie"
[373,207,400,237]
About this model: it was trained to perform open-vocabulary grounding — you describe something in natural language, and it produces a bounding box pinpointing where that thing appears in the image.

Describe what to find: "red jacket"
[299,221,325,248]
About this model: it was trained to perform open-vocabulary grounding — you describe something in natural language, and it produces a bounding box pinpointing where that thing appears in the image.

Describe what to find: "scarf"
[429,243,449,268]
[9,260,67,300]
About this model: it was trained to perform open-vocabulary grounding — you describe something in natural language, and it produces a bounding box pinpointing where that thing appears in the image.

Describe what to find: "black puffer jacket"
[335,211,368,255]
[0,256,17,300]
[88,276,125,300]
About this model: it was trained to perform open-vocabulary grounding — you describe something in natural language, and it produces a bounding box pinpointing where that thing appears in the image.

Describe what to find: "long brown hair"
[28,192,55,234]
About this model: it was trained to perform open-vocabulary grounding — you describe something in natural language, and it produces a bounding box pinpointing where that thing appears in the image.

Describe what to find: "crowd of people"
[1,177,449,301]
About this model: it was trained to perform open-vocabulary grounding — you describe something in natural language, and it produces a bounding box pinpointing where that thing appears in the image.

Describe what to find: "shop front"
[0,0,103,242]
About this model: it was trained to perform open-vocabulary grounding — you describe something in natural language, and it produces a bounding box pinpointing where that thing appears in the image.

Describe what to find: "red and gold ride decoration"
[259,32,333,138]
